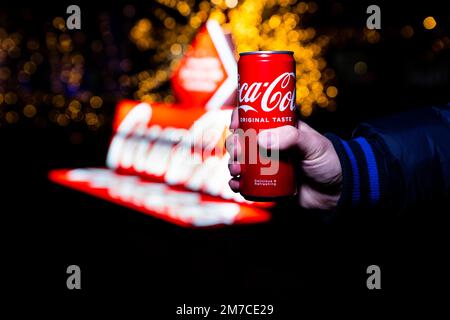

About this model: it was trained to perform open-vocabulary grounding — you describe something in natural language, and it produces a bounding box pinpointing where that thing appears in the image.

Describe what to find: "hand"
[226,108,343,210]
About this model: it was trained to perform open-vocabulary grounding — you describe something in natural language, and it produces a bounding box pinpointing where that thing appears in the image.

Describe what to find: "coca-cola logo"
[238,72,296,113]
[105,102,248,203]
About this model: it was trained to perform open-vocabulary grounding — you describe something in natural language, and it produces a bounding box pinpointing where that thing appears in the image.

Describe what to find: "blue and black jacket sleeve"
[325,104,450,210]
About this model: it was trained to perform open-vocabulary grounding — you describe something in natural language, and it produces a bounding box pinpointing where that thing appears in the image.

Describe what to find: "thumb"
[257,125,299,150]
[296,121,329,158]
[257,122,327,158]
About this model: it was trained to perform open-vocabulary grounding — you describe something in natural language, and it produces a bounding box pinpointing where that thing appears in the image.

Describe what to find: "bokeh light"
[423,16,437,30]
[2,1,447,128]
[401,25,414,38]
[23,104,37,118]
[354,61,368,75]
[326,86,338,98]
[127,0,335,116]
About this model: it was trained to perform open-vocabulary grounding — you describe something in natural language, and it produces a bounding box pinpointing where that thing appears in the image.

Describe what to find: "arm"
[227,104,450,211]
[326,105,450,210]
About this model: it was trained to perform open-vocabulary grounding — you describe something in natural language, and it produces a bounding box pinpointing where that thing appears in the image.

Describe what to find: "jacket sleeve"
[325,104,450,210]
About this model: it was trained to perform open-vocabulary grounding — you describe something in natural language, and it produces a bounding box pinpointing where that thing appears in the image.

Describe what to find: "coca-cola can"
[237,51,297,201]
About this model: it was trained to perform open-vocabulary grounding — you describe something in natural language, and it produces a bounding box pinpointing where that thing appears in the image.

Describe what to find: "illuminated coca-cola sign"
[49,20,273,227]
[50,101,272,227]
[106,101,242,202]
[171,20,237,110]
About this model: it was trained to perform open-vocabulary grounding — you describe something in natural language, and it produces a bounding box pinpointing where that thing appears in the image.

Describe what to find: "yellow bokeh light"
[156,70,168,81]
[85,112,98,126]
[52,94,65,108]
[57,114,70,126]
[225,0,238,8]
[170,43,182,55]
[301,106,312,117]
[189,16,202,28]
[268,15,281,29]
[365,29,380,43]
[308,2,318,14]
[23,104,37,118]
[326,86,338,98]
[5,92,18,105]
[130,19,155,51]
[90,96,103,109]
[227,0,333,116]
[296,2,308,14]
[354,61,368,75]
[69,100,81,109]
[129,0,334,117]
[24,61,37,75]
[423,16,436,30]
[164,17,176,29]
[177,1,191,16]
[6,111,19,124]
[52,17,66,30]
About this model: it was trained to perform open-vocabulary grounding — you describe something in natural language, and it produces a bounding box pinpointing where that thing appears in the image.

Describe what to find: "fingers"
[228,177,240,193]
[227,162,241,193]
[230,110,324,156]
[225,132,242,161]
[226,108,241,161]
[257,122,329,158]
[229,107,239,130]
[225,120,241,192]
[297,121,329,158]
[257,125,299,150]
[228,162,241,176]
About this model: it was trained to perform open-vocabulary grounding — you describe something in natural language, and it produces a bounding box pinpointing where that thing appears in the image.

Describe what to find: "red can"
[237,51,297,201]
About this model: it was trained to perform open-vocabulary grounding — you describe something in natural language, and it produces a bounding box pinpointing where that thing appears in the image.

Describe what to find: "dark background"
[1,0,449,315]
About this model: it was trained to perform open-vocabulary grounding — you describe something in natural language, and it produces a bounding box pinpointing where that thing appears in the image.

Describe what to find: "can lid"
[239,50,294,56]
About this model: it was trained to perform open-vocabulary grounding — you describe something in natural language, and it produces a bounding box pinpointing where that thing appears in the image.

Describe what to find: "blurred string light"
[423,16,437,30]
[44,21,106,131]
[1,2,449,127]
[363,28,380,44]
[0,13,117,130]
[128,0,336,116]
[225,0,333,115]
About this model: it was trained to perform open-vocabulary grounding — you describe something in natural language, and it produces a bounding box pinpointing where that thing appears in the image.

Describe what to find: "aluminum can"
[237,51,297,201]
